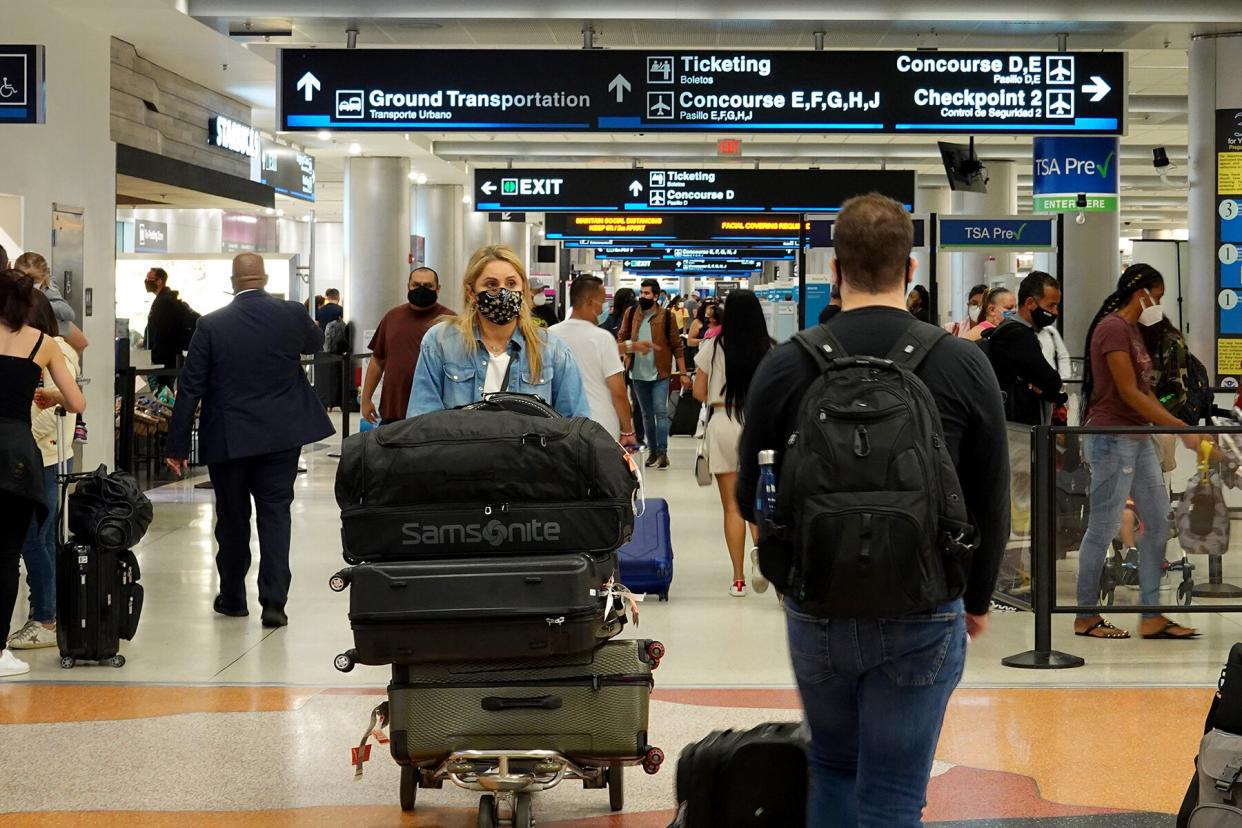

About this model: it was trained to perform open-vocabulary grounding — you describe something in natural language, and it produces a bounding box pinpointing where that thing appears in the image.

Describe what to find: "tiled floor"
[0,428,1230,824]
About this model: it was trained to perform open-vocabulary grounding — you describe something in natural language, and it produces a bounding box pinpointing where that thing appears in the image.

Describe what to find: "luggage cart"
[402,747,665,827]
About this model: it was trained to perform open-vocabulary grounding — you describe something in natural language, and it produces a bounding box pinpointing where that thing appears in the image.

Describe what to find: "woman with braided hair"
[1074,264,1200,640]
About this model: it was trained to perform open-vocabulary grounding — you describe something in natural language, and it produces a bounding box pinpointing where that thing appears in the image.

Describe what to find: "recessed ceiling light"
[408,170,418,182]
[276,209,285,217]
[349,142,362,156]
[416,173,428,185]
[264,207,275,215]
[462,195,471,204]
[317,130,332,141]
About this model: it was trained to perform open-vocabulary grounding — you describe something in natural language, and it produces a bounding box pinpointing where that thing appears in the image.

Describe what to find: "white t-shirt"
[549,318,625,438]
[693,338,728,406]
[484,353,511,395]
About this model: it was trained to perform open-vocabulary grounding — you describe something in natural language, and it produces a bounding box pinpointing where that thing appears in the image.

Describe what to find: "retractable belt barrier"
[113,353,369,475]
[1004,423,1242,670]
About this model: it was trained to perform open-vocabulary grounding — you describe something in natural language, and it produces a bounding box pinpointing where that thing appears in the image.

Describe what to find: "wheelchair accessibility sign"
[0,45,45,124]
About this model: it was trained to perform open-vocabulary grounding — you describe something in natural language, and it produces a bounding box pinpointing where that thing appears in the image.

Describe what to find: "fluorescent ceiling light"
[349,142,362,156]
[317,130,332,141]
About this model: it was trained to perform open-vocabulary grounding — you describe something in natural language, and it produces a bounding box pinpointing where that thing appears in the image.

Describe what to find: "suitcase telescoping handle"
[481,695,563,712]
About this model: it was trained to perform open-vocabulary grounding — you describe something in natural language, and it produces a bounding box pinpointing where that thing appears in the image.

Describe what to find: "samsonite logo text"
[401,519,562,546]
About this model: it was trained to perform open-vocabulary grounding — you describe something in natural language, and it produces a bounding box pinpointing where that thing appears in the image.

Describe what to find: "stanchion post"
[118,366,138,474]
[340,354,351,439]
[1003,425,1085,669]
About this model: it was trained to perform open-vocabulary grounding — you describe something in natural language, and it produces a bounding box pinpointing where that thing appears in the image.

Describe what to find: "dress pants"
[207,448,301,612]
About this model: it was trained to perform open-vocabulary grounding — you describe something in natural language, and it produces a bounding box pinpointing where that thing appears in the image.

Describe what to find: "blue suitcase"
[617,497,673,601]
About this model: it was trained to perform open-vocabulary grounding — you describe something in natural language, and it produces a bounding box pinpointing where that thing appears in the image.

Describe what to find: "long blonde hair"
[453,245,545,378]
[13,252,50,288]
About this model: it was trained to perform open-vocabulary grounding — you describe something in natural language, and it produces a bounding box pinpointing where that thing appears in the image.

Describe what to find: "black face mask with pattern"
[476,287,523,325]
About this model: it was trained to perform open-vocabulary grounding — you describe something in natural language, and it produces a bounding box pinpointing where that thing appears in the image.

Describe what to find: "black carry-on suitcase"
[330,552,624,671]
[53,408,143,669]
[387,639,666,767]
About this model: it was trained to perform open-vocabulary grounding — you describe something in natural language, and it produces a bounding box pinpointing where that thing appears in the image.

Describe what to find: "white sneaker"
[8,619,57,650]
[750,548,770,594]
[730,579,747,598]
[0,649,30,677]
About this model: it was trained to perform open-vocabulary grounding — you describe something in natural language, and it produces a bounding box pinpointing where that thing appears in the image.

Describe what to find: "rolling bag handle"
[55,406,69,547]
[481,695,563,712]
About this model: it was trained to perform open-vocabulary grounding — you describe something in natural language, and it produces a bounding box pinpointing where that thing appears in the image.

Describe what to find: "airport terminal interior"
[6,1,1242,825]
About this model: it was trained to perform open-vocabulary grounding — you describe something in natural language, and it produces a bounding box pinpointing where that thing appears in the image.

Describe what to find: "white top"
[549,318,625,438]
[484,353,511,395]
[30,337,78,467]
[1037,325,1073,379]
[693,338,728,406]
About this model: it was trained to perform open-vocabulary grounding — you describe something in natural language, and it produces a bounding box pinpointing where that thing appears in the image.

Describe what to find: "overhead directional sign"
[546,213,808,242]
[938,217,1055,251]
[279,49,1125,135]
[594,246,795,261]
[0,45,45,125]
[621,259,763,272]
[473,168,914,213]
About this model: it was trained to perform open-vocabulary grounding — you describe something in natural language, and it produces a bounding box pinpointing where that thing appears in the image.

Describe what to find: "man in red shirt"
[360,267,454,425]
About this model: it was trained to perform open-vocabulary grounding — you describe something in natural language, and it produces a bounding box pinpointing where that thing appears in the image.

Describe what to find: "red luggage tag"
[351,743,372,776]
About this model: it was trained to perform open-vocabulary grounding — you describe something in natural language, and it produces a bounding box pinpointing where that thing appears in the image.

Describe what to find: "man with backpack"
[617,278,690,470]
[144,267,200,376]
[981,270,1069,427]
[737,194,1011,826]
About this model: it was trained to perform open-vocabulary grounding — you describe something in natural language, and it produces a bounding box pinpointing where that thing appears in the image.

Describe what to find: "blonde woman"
[408,246,588,417]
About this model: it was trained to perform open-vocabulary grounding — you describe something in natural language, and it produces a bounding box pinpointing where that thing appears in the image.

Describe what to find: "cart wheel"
[110,654,126,668]
[476,794,497,828]
[329,572,348,593]
[1179,580,1194,606]
[608,762,625,812]
[399,765,416,811]
[646,641,666,663]
[514,792,534,828]
[59,656,74,669]
[642,746,665,775]
[334,652,355,673]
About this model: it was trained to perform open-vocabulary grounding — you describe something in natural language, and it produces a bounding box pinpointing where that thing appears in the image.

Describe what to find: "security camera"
[1153,147,1176,183]
[1075,193,1088,225]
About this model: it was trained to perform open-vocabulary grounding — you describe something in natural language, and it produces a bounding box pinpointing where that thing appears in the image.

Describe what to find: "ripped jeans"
[1074,434,1168,618]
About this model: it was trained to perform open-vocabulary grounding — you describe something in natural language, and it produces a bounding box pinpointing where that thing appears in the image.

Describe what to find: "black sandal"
[1141,620,1199,640]
[1075,618,1130,639]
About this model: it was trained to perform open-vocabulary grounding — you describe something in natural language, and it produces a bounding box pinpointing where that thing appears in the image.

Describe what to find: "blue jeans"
[21,464,58,623]
[785,599,967,828]
[631,378,670,454]
[1075,435,1167,617]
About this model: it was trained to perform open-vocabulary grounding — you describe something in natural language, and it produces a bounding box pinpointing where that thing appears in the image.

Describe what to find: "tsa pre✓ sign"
[1032,136,1119,213]
[938,218,1055,251]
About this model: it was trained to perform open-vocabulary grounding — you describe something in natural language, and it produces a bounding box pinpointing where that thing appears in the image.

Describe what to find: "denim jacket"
[408,321,590,418]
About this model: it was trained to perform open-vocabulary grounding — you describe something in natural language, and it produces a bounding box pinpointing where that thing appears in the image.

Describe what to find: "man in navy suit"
[166,253,335,628]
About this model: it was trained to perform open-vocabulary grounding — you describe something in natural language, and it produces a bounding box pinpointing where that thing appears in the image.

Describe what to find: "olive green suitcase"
[388,639,664,765]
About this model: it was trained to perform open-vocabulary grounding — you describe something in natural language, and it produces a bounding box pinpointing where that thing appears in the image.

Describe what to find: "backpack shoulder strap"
[792,324,849,373]
[885,322,950,374]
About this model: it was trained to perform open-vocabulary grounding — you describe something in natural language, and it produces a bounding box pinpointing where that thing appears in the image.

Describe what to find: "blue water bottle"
[756,449,778,521]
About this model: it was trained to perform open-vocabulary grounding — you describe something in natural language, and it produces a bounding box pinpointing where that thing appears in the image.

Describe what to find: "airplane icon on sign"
[1046,90,1074,118]
[1047,56,1075,84]
[648,91,674,119]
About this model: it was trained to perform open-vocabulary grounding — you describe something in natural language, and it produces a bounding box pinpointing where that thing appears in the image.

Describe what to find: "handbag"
[694,407,713,487]
[67,465,154,552]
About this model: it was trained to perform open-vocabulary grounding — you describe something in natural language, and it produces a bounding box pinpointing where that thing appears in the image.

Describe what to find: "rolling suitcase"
[332,552,624,671]
[617,498,674,600]
[388,639,665,765]
[673,722,808,828]
[669,391,702,438]
[335,408,639,562]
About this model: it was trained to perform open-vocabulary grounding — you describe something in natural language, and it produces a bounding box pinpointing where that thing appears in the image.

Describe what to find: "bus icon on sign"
[648,57,674,84]
[336,90,364,118]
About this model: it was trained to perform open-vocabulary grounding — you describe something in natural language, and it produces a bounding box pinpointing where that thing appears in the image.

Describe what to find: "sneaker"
[7,619,57,650]
[730,579,747,598]
[74,421,88,443]
[644,453,659,469]
[750,548,770,594]
[0,649,30,678]
[656,453,670,470]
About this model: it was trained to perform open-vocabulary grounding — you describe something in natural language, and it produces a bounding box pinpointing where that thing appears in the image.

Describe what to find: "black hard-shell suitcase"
[673,722,808,828]
[331,552,623,670]
[335,408,638,562]
[388,639,665,766]
[669,391,702,437]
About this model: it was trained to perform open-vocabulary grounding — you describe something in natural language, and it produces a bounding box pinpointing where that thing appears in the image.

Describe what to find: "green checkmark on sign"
[1015,223,1027,241]
[1098,151,1115,179]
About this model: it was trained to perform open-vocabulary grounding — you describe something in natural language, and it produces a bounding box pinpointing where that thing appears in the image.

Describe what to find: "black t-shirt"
[737,306,1011,616]
[985,318,1067,426]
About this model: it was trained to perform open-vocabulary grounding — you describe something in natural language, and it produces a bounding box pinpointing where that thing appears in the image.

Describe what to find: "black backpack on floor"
[759,322,976,616]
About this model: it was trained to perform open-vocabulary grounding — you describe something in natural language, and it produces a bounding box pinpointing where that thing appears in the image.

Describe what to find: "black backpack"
[67,465,154,552]
[761,322,977,616]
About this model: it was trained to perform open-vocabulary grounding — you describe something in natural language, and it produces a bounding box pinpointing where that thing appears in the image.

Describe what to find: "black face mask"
[408,286,437,308]
[639,297,655,311]
[1032,306,1058,330]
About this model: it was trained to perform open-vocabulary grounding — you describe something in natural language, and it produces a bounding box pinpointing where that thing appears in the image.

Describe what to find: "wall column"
[414,183,468,313]
[950,160,1017,318]
[345,156,410,345]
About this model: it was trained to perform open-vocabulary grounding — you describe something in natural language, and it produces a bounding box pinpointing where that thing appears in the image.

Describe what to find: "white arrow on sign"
[1081,75,1111,102]
[481,181,497,195]
[628,180,643,197]
[501,212,512,221]
[296,71,321,102]
[609,74,632,103]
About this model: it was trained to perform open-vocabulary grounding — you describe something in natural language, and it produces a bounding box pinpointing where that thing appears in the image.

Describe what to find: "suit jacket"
[167,290,335,465]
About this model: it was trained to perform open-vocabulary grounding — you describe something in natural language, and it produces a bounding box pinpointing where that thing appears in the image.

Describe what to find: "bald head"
[232,253,268,293]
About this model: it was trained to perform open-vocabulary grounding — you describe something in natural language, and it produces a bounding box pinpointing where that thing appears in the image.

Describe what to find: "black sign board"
[0,45,45,125]
[260,139,316,201]
[595,246,795,261]
[475,168,914,212]
[134,219,168,253]
[279,48,1124,135]
[488,212,527,222]
[807,218,927,249]
[547,213,807,242]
